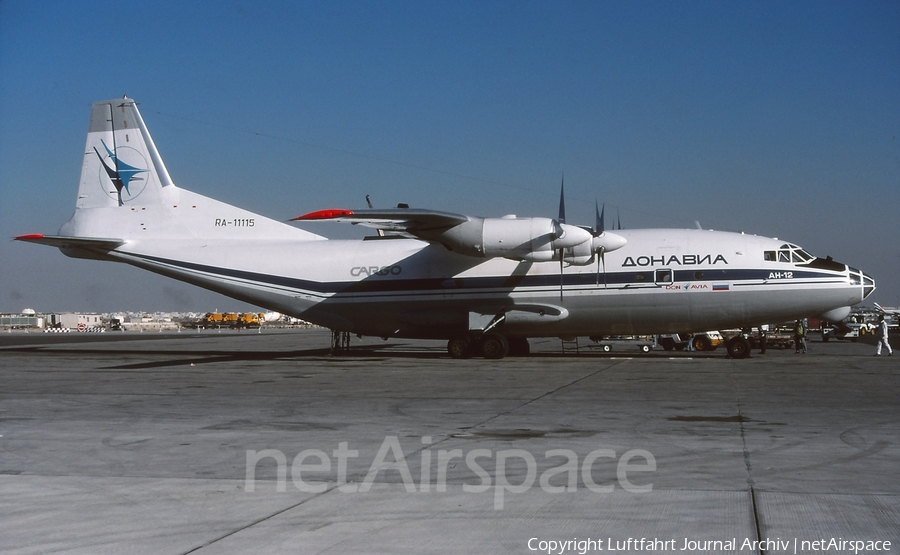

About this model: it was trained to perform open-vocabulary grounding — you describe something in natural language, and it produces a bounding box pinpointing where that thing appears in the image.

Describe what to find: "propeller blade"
[551,219,565,240]
[557,174,566,224]
[601,248,607,288]
[595,201,605,235]
[594,246,608,287]
[560,254,565,302]
[558,175,566,225]
[558,176,567,301]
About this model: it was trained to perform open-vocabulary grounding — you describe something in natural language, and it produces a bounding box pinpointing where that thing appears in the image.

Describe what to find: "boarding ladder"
[560,337,580,355]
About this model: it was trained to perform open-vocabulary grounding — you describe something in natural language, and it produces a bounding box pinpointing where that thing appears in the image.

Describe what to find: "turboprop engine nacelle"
[428,216,625,262]
[560,230,630,266]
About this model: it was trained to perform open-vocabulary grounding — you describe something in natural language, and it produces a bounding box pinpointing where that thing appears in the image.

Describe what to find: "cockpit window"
[771,245,813,264]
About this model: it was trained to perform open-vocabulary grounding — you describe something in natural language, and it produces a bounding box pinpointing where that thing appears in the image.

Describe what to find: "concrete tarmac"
[0,329,897,554]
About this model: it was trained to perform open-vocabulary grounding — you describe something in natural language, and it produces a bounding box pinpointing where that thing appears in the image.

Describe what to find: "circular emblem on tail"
[95,140,150,204]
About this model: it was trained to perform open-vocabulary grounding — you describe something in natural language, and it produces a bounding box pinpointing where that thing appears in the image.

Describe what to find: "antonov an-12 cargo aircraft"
[17,98,875,359]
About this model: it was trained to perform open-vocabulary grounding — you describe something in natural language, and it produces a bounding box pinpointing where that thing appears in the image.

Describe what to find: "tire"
[659,338,675,351]
[602,344,612,352]
[640,345,651,353]
[447,336,474,359]
[693,335,711,352]
[726,336,751,359]
[479,334,510,359]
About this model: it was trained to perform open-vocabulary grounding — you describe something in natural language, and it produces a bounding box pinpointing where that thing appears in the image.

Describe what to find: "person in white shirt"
[875,315,892,356]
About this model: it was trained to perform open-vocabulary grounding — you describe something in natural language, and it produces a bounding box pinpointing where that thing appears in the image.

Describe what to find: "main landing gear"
[726,335,752,359]
[447,333,529,359]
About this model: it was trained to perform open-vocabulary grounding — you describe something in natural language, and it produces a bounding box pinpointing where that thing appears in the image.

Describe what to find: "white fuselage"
[100,226,869,340]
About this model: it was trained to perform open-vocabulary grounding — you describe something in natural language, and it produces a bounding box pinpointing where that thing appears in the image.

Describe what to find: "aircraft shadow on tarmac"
[0,341,727,370]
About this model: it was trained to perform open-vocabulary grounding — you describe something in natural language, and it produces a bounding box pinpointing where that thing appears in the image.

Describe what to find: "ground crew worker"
[794,319,807,354]
[875,314,892,356]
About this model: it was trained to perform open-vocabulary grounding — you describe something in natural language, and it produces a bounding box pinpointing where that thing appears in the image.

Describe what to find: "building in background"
[1,308,45,329]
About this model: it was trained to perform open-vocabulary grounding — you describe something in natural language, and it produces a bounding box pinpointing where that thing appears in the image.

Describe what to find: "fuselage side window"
[764,251,776,261]
[655,269,673,284]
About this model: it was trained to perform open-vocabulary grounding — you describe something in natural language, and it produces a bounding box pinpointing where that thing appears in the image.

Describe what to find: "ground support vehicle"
[657,332,723,352]
[588,335,656,353]
[822,322,875,342]
[745,329,794,349]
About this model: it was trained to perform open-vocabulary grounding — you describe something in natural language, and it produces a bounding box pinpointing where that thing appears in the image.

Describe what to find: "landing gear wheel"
[447,335,474,359]
[507,337,530,357]
[693,335,711,352]
[727,336,752,359]
[479,333,510,359]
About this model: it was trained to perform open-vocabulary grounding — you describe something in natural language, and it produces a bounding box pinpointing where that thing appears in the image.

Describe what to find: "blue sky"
[1,0,898,313]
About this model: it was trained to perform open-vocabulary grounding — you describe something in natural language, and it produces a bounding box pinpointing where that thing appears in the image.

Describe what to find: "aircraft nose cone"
[850,267,876,300]
[861,271,876,300]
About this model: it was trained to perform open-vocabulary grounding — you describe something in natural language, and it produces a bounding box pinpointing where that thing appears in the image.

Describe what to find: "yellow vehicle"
[184,311,264,329]
[658,331,723,352]
[236,313,262,328]
[203,312,225,328]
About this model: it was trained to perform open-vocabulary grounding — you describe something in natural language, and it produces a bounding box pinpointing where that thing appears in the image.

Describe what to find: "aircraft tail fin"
[48,97,324,243]
[76,97,174,208]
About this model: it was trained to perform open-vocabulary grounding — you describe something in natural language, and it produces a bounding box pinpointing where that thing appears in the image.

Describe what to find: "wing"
[291,208,469,232]
[292,206,625,262]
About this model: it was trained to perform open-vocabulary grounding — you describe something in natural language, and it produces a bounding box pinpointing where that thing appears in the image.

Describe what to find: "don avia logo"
[94,139,149,205]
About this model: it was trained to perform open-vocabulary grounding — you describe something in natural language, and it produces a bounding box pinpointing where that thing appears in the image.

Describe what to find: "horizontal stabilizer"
[14,234,124,251]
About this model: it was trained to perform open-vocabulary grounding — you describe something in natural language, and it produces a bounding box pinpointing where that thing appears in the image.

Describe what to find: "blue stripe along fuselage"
[136,254,845,297]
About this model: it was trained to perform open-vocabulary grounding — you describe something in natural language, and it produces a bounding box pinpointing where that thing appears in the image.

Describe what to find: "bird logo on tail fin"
[94,139,148,205]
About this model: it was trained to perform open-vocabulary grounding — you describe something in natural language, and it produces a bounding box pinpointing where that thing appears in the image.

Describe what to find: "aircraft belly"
[338,278,861,338]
